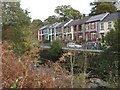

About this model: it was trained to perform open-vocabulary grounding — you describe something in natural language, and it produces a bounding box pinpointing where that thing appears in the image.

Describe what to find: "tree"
[54,5,82,21]
[43,15,59,25]
[95,2,117,14]
[105,18,120,52]
[2,2,31,31]
[48,39,63,61]
[2,2,32,56]
[90,19,120,88]
[30,19,43,39]
[89,2,101,16]
[89,2,117,16]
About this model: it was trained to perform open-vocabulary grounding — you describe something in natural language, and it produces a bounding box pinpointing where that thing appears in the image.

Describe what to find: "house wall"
[85,22,98,42]
[71,26,74,40]
[99,20,115,40]
[38,30,40,40]
[54,28,57,40]
[38,13,118,44]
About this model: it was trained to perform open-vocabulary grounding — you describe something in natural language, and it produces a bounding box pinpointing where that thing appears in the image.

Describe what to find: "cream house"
[62,20,73,42]
[99,11,120,40]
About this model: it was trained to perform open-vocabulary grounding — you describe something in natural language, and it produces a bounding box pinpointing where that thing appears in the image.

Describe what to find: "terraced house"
[85,13,109,42]
[38,22,67,42]
[48,22,58,42]
[38,11,120,44]
[66,17,90,43]
[56,22,67,41]
[62,20,73,42]
[99,11,120,41]
[38,25,50,41]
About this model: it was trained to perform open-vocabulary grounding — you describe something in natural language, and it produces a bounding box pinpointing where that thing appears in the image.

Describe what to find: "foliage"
[89,19,120,88]
[2,2,30,28]
[89,2,101,16]
[30,19,43,39]
[54,5,82,21]
[48,39,63,61]
[89,2,117,16]
[43,15,59,25]
[95,2,117,14]
[105,18,120,52]
[59,51,100,88]
[2,2,32,56]
[2,42,71,88]
[2,42,40,88]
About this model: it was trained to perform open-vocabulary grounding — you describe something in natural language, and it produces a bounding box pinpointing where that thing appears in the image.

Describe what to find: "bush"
[48,39,63,61]
[2,41,70,88]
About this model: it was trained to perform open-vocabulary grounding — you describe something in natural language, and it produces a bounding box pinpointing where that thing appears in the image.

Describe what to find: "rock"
[90,78,109,88]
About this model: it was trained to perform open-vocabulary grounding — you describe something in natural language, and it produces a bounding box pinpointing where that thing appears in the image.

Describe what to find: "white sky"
[20,0,95,21]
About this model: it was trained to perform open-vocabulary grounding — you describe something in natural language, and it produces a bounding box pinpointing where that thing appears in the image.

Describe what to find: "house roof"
[86,13,109,23]
[49,22,58,29]
[64,19,73,27]
[102,11,120,22]
[40,24,50,30]
[53,22,62,28]
[66,17,90,26]
[56,21,67,28]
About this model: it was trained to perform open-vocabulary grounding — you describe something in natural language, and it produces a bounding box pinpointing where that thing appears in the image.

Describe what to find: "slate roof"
[40,25,50,30]
[102,11,120,22]
[64,19,73,27]
[49,22,58,29]
[53,22,62,28]
[56,21,67,28]
[86,13,109,23]
[66,17,90,26]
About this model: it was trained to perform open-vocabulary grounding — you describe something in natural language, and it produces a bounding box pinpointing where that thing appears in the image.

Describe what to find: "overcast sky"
[20,0,96,21]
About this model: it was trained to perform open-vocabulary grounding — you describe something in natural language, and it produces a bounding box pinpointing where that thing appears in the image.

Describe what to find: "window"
[86,24,89,30]
[39,30,41,34]
[68,27,71,32]
[100,23,104,30]
[64,27,67,33]
[86,34,88,41]
[59,27,62,33]
[74,25,77,31]
[52,35,54,39]
[49,29,52,34]
[68,34,72,41]
[78,25,82,31]
[91,33,96,39]
[91,22,96,29]
[56,29,58,33]
[82,24,85,30]
[45,35,48,40]
[41,30,43,34]
[52,28,54,33]
[108,22,112,29]
[79,34,83,38]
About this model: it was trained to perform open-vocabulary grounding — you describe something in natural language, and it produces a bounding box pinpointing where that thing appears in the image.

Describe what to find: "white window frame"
[86,24,89,30]
[91,33,96,39]
[108,22,112,29]
[100,23,104,30]
[91,22,95,29]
